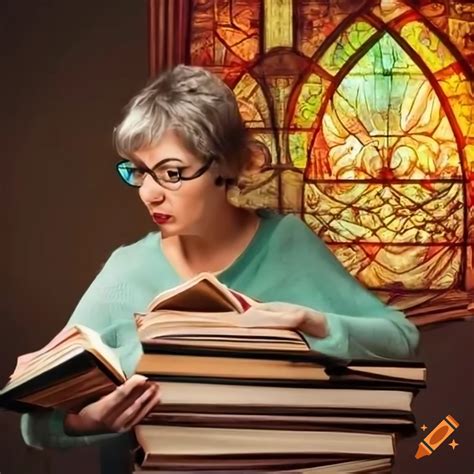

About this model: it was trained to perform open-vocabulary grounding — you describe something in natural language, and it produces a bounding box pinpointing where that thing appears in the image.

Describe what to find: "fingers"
[240,308,298,328]
[113,374,149,402]
[96,376,151,426]
[76,377,159,434]
[123,384,161,431]
[113,383,160,432]
[299,312,328,338]
[104,375,149,411]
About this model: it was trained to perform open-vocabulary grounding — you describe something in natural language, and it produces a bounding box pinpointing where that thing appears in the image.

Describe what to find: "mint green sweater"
[21,210,419,469]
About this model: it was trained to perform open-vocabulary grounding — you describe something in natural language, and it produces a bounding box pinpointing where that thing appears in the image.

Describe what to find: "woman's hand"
[64,375,160,436]
[241,302,328,339]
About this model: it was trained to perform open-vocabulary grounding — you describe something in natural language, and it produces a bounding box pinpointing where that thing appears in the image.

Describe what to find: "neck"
[162,204,260,277]
[182,205,258,261]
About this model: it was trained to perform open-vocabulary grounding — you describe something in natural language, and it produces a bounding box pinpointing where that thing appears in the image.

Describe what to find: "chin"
[159,221,189,239]
[157,221,176,237]
[159,216,203,239]
[160,227,177,239]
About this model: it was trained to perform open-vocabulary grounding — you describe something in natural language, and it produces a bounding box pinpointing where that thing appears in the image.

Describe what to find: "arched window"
[149,0,474,324]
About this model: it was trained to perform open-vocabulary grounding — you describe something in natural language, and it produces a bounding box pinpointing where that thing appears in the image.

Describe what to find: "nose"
[139,174,166,205]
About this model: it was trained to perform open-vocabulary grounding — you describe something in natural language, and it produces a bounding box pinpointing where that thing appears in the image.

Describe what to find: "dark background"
[1,1,473,473]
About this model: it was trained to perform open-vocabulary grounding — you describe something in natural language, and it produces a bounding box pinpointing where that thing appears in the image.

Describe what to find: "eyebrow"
[132,157,185,169]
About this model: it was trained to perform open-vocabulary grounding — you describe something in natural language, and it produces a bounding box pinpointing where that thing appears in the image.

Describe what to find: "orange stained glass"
[190,0,261,66]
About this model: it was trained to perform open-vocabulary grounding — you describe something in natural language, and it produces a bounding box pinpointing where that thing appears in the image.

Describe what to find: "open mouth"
[152,213,172,224]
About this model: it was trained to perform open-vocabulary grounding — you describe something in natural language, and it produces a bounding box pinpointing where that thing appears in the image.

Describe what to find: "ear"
[240,140,270,177]
[235,142,271,191]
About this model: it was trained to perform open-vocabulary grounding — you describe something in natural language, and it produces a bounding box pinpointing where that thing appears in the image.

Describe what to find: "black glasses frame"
[116,157,214,189]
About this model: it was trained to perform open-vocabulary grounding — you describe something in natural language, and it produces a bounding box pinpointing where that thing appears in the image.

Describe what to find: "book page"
[146,273,252,313]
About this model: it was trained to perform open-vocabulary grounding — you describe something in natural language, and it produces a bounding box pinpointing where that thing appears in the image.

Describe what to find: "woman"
[21,65,419,468]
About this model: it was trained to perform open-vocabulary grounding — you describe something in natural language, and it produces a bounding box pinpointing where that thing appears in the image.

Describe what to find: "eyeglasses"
[116,157,214,190]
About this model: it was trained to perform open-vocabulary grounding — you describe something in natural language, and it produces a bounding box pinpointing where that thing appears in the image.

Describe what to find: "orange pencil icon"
[415,415,459,459]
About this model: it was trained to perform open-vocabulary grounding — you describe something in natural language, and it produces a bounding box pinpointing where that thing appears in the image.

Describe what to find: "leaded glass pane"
[189,0,473,292]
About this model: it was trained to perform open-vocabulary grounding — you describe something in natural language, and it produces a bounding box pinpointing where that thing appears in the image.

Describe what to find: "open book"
[0,324,125,412]
[145,272,257,313]
[0,273,307,412]
[136,272,310,352]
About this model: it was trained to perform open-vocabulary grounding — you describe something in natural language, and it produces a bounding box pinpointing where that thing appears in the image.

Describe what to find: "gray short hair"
[114,65,250,179]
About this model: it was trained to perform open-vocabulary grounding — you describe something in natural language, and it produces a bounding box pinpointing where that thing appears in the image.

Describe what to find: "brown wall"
[1,1,473,473]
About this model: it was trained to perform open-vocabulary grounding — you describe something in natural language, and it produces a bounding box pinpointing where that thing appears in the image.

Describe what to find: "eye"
[157,167,184,182]
[166,168,181,180]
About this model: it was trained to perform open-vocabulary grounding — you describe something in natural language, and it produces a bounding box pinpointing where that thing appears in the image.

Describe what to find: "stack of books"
[0,273,426,473]
[131,273,426,473]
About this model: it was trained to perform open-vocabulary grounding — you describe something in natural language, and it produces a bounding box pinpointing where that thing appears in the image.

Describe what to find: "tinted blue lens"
[118,163,141,186]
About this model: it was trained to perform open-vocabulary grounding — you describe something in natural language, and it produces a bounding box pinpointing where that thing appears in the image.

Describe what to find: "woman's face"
[134,129,225,238]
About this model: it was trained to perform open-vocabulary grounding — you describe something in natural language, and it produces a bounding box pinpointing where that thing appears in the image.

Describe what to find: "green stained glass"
[293,74,326,129]
[289,132,310,168]
[307,33,461,181]
[318,21,376,75]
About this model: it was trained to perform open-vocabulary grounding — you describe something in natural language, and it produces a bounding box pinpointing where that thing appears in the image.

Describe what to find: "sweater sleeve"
[269,216,420,360]
[301,301,419,361]
[21,250,139,450]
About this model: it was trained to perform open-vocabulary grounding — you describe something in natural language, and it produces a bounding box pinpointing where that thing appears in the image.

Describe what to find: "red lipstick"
[152,213,172,225]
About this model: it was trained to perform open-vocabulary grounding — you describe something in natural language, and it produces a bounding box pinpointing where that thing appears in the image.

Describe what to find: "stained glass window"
[150,0,474,323]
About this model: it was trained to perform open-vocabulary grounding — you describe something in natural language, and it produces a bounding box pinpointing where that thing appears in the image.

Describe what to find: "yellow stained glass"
[400,21,457,74]
[448,18,473,59]
[233,73,271,128]
[263,0,293,51]
[437,72,473,137]
[327,243,461,290]
[303,183,464,244]
[466,144,474,175]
